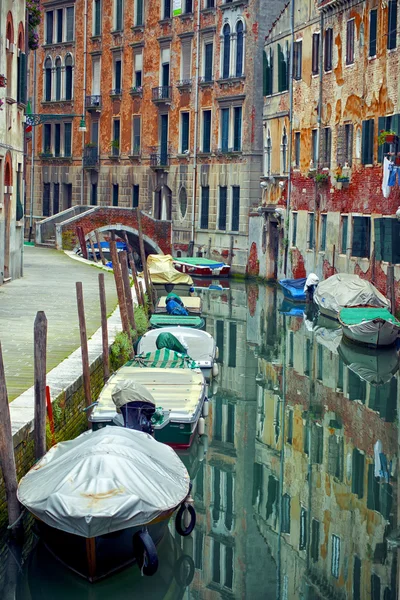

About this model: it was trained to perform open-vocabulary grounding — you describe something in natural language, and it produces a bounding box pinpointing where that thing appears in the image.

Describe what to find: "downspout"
[315,10,324,267]
[283,0,295,275]
[190,0,201,255]
[80,0,88,205]
[29,49,37,242]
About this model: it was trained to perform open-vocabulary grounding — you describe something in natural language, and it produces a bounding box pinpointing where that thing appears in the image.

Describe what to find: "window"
[66,6,74,41]
[232,186,240,232]
[64,122,72,156]
[206,0,215,6]
[341,215,348,253]
[53,183,60,214]
[263,48,273,96]
[265,131,272,176]
[299,507,307,550]
[305,338,311,376]
[113,119,120,156]
[16,166,23,221]
[160,46,170,87]
[114,57,122,93]
[180,112,189,153]
[291,212,297,246]
[294,132,300,167]
[317,344,323,379]
[233,106,242,151]
[222,24,231,79]
[344,123,353,165]
[353,557,361,600]
[179,187,187,218]
[287,410,293,444]
[163,0,171,19]
[194,531,204,570]
[228,322,237,367]
[312,33,320,75]
[281,494,291,533]
[204,41,213,81]
[331,535,340,579]
[328,434,343,480]
[55,58,62,100]
[202,110,211,152]
[388,0,397,49]
[43,123,52,153]
[94,0,102,35]
[277,42,289,92]
[134,50,143,87]
[320,214,327,251]
[46,11,54,44]
[54,123,61,156]
[371,574,381,600]
[322,127,331,167]
[307,213,315,250]
[289,331,294,366]
[184,0,192,12]
[346,20,355,65]
[65,54,73,100]
[369,9,377,57]
[236,21,244,76]
[352,216,371,258]
[115,0,123,30]
[281,127,288,173]
[91,120,99,147]
[132,116,141,153]
[219,186,227,230]
[200,186,209,229]
[135,0,144,26]
[181,40,191,83]
[311,129,318,165]
[311,520,320,562]
[216,320,224,363]
[45,57,52,101]
[361,118,374,164]
[293,40,302,80]
[112,184,119,206]
[324,28,333,71]
[17,45,27,105]
[43,183,51,217]
[132,184,139,208]
[375,218,400,263]
[91,183,97,205]
[57,9,63,43]
[352,448,365,498]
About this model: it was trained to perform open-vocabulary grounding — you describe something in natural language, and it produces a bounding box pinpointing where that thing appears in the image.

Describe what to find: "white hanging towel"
[382,158,391,199]
[374,440,383,477]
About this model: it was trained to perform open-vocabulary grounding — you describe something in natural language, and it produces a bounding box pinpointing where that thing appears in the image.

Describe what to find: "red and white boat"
[173,257,230,277]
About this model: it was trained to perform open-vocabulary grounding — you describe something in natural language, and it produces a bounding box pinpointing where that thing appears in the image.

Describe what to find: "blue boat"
[279,278,307,302]
[279,298,305,317]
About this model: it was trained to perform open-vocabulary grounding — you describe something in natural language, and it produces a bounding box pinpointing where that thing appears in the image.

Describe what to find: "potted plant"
[395,153,400,166]
[378,130,397,146]
[0,74,7,88]
[315,172,329,184]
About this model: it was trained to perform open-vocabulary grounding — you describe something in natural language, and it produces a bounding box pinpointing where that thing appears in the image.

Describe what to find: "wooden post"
[76,226,88,259]
[98,273,110,381]
[387,265,395,314]
[88,234,99,263]
[76,282,93,408]
[139,281,146,309]
[109,233,133,355]
[94,230,107,265]
[34,311,47,460]
[120,251,136,331]
[137,209,154,312]
[122,231,141,307]
[0,343,21,532]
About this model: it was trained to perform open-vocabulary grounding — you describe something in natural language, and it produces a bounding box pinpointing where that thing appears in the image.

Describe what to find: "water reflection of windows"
[304,421,323,463]
[281,493,291,533]
[317,345,323,380]
[299,507,307,550]
[371,573,381,600]
[328,434,343,480]
[212,540,234,590]
[287,409,293,444]
[228,322,237,367]
[311,519,320,562]
[352,448,365,498]
[367,464,392,519]
[353,556,361,600]
[213,399,235,445]
[348,370,366,403]
[195,460,204,503]
[194,530,203,570]
[266,475,279,524]
[288,331,294,367]
[369,378,397,422]
[252,462,263,508]
[304,338,311,376]
[212,467,235,531]
[216,320,224,363]
[331,534,340,579]
[337,358,344,391]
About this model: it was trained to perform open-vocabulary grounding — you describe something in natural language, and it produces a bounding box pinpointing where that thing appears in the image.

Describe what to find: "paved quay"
[0,245,119,401]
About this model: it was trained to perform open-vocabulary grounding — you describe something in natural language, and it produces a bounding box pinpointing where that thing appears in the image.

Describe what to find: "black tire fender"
[175,503,196,537]
[174,554,195,587]
[133,530,159,576]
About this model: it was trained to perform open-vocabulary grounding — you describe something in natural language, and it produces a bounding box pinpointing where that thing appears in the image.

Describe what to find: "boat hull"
[279,278,307,302]
[340,319,400,347]
[173,262,230,278]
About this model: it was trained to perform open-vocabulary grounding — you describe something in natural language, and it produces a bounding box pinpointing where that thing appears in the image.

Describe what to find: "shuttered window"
[340,215,348,253]
[218,186,227,230]
[293,41,302,80]
[307,212,314,250]
[299,507,307,550]
[233,106,242,151]
[43,183,51,217]
[312,33,320,75]
[54,123,61,156]
[46,11,54,44]
[352,216,371,258]
[133,116,141,153]
[328,435,343,479]
[320,214,327,251]
[204,43,213,81]
[287,409,293,444]
[292,212,297,246]
[263,48,273,95]
[181,40,191,81]
[180,112,189,153]
[344,123,353,165]
[388,0,397,49]
[281,494,291,533]
[277,42,288,92]
[221,108,229,151]
[369,9,377,56]
[228,322,237,366]
[94,0,101,36]
[311,129,318,164]
[324,28,333,71]
[294,132,300,167]
[374,218,400,263]
[202,110,211,152]
[132,185,139,208]
[216,320,224,363]
[135,0,143,26]
[66,7,74,41]
[115,0,123,29]
[17,52,26,104]
[378,114,400,162]
[112,184,119,207]
[311,520,320,562]
[231,186,240,232]
[361,119,374,164]
[200,186,209,229]
[346,20,355,64]
[322,127,331,167]
[352,448,365,498]
[64,122,72,156]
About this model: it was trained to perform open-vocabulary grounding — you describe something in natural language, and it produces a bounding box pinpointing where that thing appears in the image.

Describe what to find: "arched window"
[236,21,244,76]
[154,185,172,220]
[179,187,187,218]
[55,58,62,100]
[222,24,230,79]
[6,19,13,98]
[65,54,73,100]
[266,130,272,176]
[44,57,52,101]
[17,27,26,104]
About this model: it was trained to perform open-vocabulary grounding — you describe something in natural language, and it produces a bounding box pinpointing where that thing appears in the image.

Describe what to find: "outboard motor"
[112,379,157,435]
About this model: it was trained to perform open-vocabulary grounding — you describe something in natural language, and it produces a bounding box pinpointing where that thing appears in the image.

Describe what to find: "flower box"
[0,74,7,88]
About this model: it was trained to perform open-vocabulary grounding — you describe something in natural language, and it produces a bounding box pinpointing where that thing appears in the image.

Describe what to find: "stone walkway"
[0,246,119,401]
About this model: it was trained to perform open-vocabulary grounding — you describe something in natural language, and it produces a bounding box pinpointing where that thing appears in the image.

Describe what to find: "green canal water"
[4,281,399,599]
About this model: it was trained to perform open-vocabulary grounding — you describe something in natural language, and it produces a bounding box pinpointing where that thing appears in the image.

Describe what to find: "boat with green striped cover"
[339,307,400,347]
[126,348,198,370]
[150,314,205,329]
[89,366,207,448]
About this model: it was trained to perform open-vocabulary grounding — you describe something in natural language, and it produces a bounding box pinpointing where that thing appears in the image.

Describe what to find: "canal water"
[3,281,399,599]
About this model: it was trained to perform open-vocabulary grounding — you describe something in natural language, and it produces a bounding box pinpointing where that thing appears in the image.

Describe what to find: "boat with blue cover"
[278,278,307,302]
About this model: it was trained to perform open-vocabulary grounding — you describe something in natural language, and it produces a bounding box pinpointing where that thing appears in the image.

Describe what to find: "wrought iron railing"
[152,86,172,101]
[150,148,170,167]
[83,146,99,168]
[85,95,102,109]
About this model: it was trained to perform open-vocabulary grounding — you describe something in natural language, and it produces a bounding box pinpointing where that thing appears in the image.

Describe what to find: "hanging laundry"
[388,162,400,187]
[382,158,392,198]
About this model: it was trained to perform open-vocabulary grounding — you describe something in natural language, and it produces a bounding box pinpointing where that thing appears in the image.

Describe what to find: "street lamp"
[78,117,87,132]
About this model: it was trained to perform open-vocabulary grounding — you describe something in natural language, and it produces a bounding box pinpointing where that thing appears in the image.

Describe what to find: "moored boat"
[173,257,230,278]
[17,428,195,582]
[338,339,399,385]
[278,277,307,302]
[150,314,205,329]
[145,254,194,296]
[155,295,202,315]
[339,307,400,347]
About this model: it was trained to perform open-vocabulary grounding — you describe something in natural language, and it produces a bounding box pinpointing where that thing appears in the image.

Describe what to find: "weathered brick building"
[0,1,26,284]
[27,0,285,272]
[250,0,400,307]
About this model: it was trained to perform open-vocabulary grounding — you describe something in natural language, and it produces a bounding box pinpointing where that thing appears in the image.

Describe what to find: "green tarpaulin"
[340,307,399,325]
[126,348,197,369]
[150,315,205,329]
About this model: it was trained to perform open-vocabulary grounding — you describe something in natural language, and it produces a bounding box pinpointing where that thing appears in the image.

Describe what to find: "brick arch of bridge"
[95,225,163,255]
[59,207,171,255]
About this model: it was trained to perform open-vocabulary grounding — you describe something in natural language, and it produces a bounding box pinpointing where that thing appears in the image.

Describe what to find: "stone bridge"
[36,207,172,255]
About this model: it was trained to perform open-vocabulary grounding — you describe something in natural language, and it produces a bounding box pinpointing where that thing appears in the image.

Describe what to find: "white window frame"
[179,110,190,154]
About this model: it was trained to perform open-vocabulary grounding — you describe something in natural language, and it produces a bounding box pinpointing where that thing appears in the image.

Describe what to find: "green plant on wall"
[110,331,132,372]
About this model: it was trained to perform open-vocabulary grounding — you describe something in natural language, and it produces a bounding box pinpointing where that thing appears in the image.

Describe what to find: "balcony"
[150,148,170,168]
[152,86,172,103]
[198,75,214,86]
[176,79,192,93]
[129,86,143,98]
[85,95,102,111]
[110,88,123,98]
[83,146,99,169]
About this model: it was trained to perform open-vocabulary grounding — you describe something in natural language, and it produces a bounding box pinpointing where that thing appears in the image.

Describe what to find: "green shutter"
[263,50,267,95]
[382,219,393,262]
[374,218,382,261]
[19,52,26,105]
[368,119,375,163]
[352,217,366,257]
[393,219,400,263]
[377,116,385,163]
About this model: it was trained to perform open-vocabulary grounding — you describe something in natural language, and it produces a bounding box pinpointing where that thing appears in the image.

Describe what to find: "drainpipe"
[315,10,324,268]
[283,0,295,275]
[80,0,88,205]
[29,50,37,242]
[190,0,201,255]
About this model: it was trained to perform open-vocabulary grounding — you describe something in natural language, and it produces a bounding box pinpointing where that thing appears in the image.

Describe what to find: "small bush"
[132,304,149,340]
[110,331,132,371]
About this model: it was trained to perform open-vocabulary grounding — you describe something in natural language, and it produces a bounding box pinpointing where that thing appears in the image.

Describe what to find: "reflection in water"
[2,282,399,599]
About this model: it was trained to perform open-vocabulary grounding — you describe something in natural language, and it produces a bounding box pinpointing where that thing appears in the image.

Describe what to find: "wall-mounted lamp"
[78,118,87,132]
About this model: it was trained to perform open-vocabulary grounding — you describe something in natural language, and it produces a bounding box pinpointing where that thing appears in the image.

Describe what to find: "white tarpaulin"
[314,273,390,318]
[17,428,189,538]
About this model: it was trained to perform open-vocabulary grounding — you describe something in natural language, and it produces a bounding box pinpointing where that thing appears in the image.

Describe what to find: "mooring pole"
[0,343,21,533]
[137,210,154,312]
[122,231,142,307]
[120,251,136,332]
[88,234,99,263]
[76,282,92,408]
[139,281,146,309]
[34,311,47,460]
[94,230,107,265]
[98,273,110,381]
[109,233,132,341]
